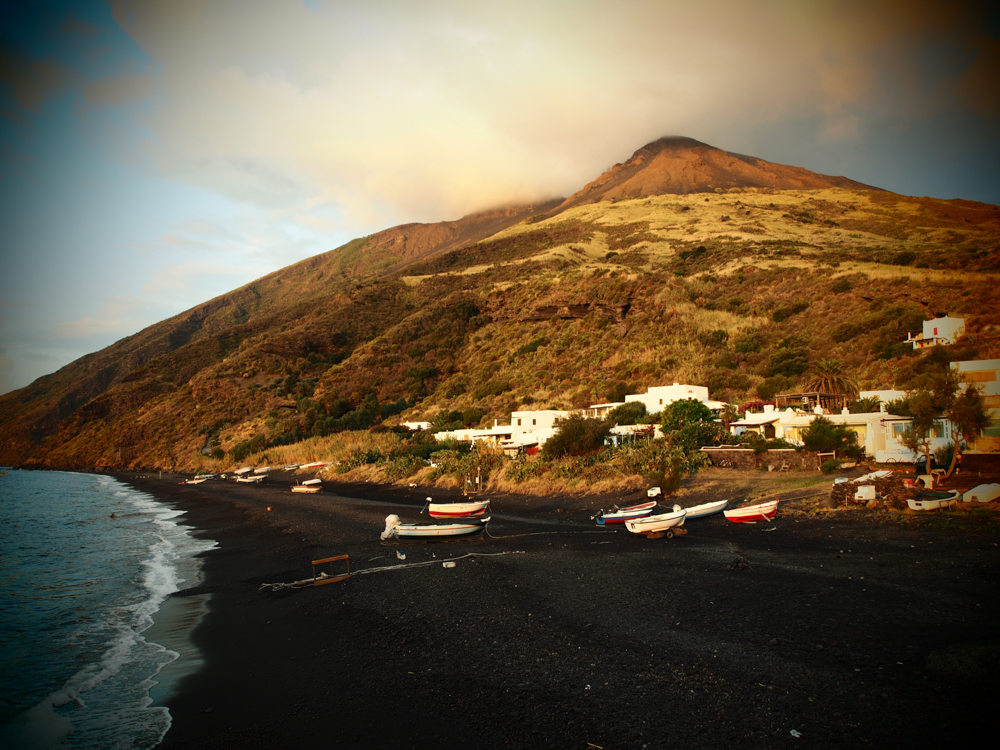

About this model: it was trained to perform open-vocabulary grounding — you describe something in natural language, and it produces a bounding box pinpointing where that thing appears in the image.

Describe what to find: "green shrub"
[697,329,729,347]
[607,401,646,425]
[771,300,810,323]
[801,416,862,458]
[472,379,512,400]
[820,458,842,474]
[543,415,611,458]
[733,331,763,353]
[831,278,853,293]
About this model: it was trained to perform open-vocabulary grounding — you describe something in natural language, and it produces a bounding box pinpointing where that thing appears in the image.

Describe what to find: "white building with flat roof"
[906,316,964,349]
[625,383,726,415]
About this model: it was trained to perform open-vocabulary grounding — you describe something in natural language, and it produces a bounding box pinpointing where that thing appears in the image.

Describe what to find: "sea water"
[0,471,217,749]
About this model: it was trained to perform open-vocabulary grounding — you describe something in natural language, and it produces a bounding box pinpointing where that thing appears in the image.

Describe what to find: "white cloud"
[102,0,994,227]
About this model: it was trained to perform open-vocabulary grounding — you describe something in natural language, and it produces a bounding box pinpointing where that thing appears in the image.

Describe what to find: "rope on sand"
[258,550,525,592]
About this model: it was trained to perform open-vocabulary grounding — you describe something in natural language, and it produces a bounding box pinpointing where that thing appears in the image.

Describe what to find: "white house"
[729,404,891,459]
[625,383,726,415]
[435,409,570,449]
[906,315,965,349]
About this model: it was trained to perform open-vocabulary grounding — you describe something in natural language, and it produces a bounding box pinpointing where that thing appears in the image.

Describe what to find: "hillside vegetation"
[2,140,999,473]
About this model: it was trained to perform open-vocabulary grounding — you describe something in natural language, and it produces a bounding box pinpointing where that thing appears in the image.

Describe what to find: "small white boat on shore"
[291,484,322,494]
[724,499,779,523]
[182,477,208,485]
[300,461,326,469]
[427,499,490,518]
[624,506,686,537]
[253,466,271,475]
[593,500,657,525]
[236,474,265,484]
[234,467,254,476]
[682,499,728,519]
[301,478,322,486]
[381,514,489,540]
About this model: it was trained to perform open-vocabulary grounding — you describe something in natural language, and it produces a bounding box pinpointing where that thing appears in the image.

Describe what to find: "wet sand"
[120,470,1000,749]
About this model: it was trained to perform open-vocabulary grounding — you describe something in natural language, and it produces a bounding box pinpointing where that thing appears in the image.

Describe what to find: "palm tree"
[802,359,858,397]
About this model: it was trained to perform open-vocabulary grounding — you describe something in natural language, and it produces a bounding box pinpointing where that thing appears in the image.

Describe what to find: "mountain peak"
[557,136,878,210]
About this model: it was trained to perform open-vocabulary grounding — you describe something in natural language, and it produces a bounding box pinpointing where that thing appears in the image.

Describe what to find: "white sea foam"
[2,476,217,749]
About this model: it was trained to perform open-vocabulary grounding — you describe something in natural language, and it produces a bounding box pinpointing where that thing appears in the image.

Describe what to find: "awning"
[731,417,779,427]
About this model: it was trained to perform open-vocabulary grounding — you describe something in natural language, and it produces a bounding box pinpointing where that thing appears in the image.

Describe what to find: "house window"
[891,423,910,439]
[532,419,536,426]
[516,419,521,426]
[659,399,663,405]
[929,421,946,438]
[933,327,938,336]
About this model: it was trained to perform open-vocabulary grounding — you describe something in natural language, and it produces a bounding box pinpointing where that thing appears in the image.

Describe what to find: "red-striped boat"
[723,499,779,523]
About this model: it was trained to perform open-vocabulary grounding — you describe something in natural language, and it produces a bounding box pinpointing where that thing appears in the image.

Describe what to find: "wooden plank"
[314,574,350,586]
[312,554,348,565]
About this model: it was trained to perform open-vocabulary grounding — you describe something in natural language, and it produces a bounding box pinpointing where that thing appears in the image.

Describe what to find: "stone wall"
[700,447,821,471]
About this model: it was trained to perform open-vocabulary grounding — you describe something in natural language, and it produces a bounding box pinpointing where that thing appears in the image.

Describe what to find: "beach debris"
[266,507,272,511]
[729,556,754,571]
[790,730,802,738]
[396,550,406,561]
[647,486,662,497]
[442,561,456,568]
[381,514,400,540]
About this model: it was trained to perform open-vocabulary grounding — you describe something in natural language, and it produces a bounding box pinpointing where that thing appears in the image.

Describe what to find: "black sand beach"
[121,470,1000,749]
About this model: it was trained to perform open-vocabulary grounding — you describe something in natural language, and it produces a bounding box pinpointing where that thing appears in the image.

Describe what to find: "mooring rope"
[258,550,525,592]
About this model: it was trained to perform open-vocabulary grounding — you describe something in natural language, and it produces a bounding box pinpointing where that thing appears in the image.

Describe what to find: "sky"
[1,0,998,395]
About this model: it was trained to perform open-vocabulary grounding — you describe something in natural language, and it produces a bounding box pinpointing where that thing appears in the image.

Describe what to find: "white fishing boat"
[624,506,686,537]
[593,500,657,525]
[427,499,490,518]
[301,478,322,486]
[253,466,271,475]
[380,514,489,540]
[682,499,728,519]
[236,474,265,484]
[234,467,254,476]
[724,499,779,523]
[291,484,322,494]
[182,477,207,485]
[300,461,326,469]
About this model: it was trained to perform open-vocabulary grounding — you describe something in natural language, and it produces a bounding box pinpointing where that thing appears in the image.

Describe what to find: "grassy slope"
[2,187,998,470]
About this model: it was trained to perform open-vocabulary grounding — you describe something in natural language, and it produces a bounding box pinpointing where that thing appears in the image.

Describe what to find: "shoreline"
[114,470,1000,749]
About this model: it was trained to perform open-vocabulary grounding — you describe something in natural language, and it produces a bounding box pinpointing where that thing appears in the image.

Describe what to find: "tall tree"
[895,370,959,472]
[943,385,991,479]
[802,358,858,396]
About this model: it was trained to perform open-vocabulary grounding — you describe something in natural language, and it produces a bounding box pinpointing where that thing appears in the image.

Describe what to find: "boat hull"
[625,509,686,534]
[291,485,322,494]
[683,500,728,519]
[595,501,657,525]
[392,518,489,539]
[428,500,490,518]
[907,491,960,511]
[723,500,779,522]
